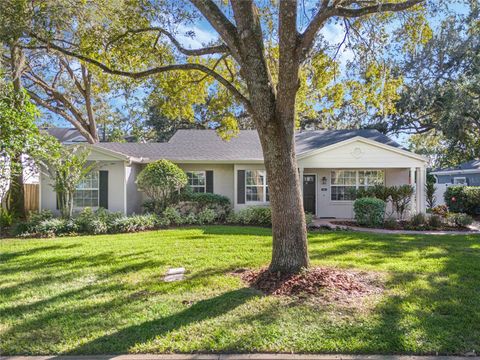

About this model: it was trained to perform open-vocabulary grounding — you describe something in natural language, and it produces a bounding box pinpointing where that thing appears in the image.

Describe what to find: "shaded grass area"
[1,226,480,355]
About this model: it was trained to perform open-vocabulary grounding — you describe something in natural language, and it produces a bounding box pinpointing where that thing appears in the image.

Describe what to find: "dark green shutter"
[237,170,245,204]
[99,171,108,209]
[206,170,214,193]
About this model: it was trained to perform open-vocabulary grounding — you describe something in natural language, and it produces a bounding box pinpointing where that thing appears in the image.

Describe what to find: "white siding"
[40,160,127,215]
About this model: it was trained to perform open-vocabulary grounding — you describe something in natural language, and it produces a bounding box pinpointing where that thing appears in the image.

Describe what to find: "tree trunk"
[8,155,26,218]
[257,119,309,274]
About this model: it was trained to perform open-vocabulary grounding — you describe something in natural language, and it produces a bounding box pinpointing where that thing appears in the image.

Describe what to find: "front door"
[303,174,316,215]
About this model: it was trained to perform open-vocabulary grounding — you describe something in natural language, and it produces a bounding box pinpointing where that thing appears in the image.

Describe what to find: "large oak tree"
[16,0,429,273]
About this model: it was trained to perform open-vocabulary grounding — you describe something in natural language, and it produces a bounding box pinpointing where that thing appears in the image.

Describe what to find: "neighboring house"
[430,160,480,206]
[39,129,428,219]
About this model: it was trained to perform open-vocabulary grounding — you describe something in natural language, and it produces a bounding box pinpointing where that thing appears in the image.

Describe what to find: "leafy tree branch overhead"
[1,0,436,273]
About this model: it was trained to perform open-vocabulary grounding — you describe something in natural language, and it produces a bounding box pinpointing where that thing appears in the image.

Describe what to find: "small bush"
[410,212,427,227]
[74,208,122,234]
[445,186,480,215]
[431,204,448,218]
[428,214,444,229]
[229,207,272,227]
[36,218,77,237]
[197,208,216,224]
[162,206,184,225]
[305,212,314,228]
[447,213,474,228]
[0,208,13,229]
[353,197,386,228]
[12,210,55,236]
[110,214,158,233]
[384,216,400,230]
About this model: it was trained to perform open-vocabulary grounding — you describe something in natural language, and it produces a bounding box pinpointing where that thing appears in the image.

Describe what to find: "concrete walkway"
[0,355,473,360]
[312,219,480,235]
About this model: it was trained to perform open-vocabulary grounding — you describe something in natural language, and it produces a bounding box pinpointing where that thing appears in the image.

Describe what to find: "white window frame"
[330,169,385,202]
[245,170,269,204]
[186,171,206,193]
[453,177,467,185]
[74,171,100,209]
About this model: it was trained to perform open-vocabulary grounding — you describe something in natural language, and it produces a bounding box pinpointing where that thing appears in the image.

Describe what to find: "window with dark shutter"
[237,170,245,204]
[99,170,109,209]
[206,170,214,193]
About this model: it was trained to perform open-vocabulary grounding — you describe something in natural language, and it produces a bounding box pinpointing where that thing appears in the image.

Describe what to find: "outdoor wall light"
[322,176,327,185]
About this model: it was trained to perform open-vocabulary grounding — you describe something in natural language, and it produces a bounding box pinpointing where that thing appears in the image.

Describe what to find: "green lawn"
[1,226,480,355]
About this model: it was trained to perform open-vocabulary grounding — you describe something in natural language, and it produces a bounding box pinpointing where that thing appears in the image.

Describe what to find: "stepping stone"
[164,267,185,282]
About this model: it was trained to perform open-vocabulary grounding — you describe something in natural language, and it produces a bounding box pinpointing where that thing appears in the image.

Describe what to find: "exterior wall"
[126,163,144,215]
[299,139,425,169]
[436,172,480,186]
[233,163,268,211]
[303,168,410,219]
[40,160,127,215]
[177,163,235,201]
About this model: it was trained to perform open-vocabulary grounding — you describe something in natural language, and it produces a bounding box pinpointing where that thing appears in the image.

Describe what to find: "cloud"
[322,22,355,68]
[176,23,219,49]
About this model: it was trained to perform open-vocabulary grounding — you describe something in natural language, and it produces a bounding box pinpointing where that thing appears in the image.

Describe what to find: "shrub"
[12,210,54,236]
[197,208,216,224]
[384,216,400,230]
[390,185,414,220]
[110,214,158,233]
[353,185,391,202]
[229,207,272,227]
[425,180,436,209]
[36,218,77,237]
[431,204,448,218]
[428,214,444,229]
[176,191,231,221]
[74,208,122,234]
[137,160,188,213]
[410,212,427,227]
[162,206,183,225]
[0,208,13,229]
[353,197,386,228]
[305,212,314,228]
[445,186,480,215]
[447,213,474,228]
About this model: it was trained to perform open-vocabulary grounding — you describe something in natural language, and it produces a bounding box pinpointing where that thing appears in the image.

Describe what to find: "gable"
[298,138,426,168]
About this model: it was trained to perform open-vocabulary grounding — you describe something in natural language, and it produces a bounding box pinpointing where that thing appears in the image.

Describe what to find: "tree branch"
[27,32,253,113]
[335,0,424,18]
[106,27,230,56]
[188,0,243,63]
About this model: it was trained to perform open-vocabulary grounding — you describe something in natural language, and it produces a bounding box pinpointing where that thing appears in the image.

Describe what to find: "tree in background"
[136,160,187,214]
[0,78,38,217]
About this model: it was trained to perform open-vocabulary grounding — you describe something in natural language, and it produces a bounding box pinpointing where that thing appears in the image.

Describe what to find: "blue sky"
[47,1,470,146]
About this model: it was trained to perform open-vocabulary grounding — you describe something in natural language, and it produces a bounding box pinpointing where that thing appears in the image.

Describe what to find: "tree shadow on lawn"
[308,232,480,354]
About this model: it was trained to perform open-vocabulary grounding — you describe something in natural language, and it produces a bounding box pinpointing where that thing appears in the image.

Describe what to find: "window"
[246,170,269,202]
[453,177,467,185]
[187,171,206,193]
[331,170,384,201]
[331,170,356,201]
[74,171,99,208]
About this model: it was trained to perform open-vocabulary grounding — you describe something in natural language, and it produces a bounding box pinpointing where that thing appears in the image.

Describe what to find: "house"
[430,160,480,205]
[39,129,428,218]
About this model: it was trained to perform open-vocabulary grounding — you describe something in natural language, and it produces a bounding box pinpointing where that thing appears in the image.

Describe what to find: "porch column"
[410,167,417,215]
[416,167,426,213]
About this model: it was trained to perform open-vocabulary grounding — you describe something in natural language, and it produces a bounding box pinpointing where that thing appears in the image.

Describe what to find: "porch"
[299,167,427,219]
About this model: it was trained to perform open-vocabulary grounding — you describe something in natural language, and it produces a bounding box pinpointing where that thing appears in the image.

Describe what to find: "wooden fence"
[24,184,39,212]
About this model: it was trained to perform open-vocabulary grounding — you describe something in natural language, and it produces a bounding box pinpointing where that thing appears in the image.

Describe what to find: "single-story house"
[39,129,428,218]
[430,160,480,206]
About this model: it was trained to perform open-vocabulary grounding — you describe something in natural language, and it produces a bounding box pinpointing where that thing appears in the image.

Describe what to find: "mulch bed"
[233,267,383,299]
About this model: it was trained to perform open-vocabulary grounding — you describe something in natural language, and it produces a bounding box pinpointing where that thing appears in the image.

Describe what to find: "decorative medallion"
[351,147,363,159]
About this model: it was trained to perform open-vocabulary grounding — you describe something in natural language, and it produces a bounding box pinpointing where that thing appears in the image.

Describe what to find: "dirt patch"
[233,267,384,303]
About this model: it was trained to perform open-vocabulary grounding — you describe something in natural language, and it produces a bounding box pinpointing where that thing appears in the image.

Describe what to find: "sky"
[45,1,470,146]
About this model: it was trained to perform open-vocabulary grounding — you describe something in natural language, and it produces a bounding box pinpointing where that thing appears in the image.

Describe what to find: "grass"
[1,226,480,355]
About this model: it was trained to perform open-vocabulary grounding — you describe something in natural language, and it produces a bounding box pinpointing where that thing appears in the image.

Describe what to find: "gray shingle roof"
[93,129,407,162]
[432,159,480,173]
[43,127,88,143]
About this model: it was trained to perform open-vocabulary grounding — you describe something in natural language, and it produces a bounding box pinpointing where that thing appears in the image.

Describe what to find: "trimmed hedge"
[353,197,386,228]
[445,186,480,215]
